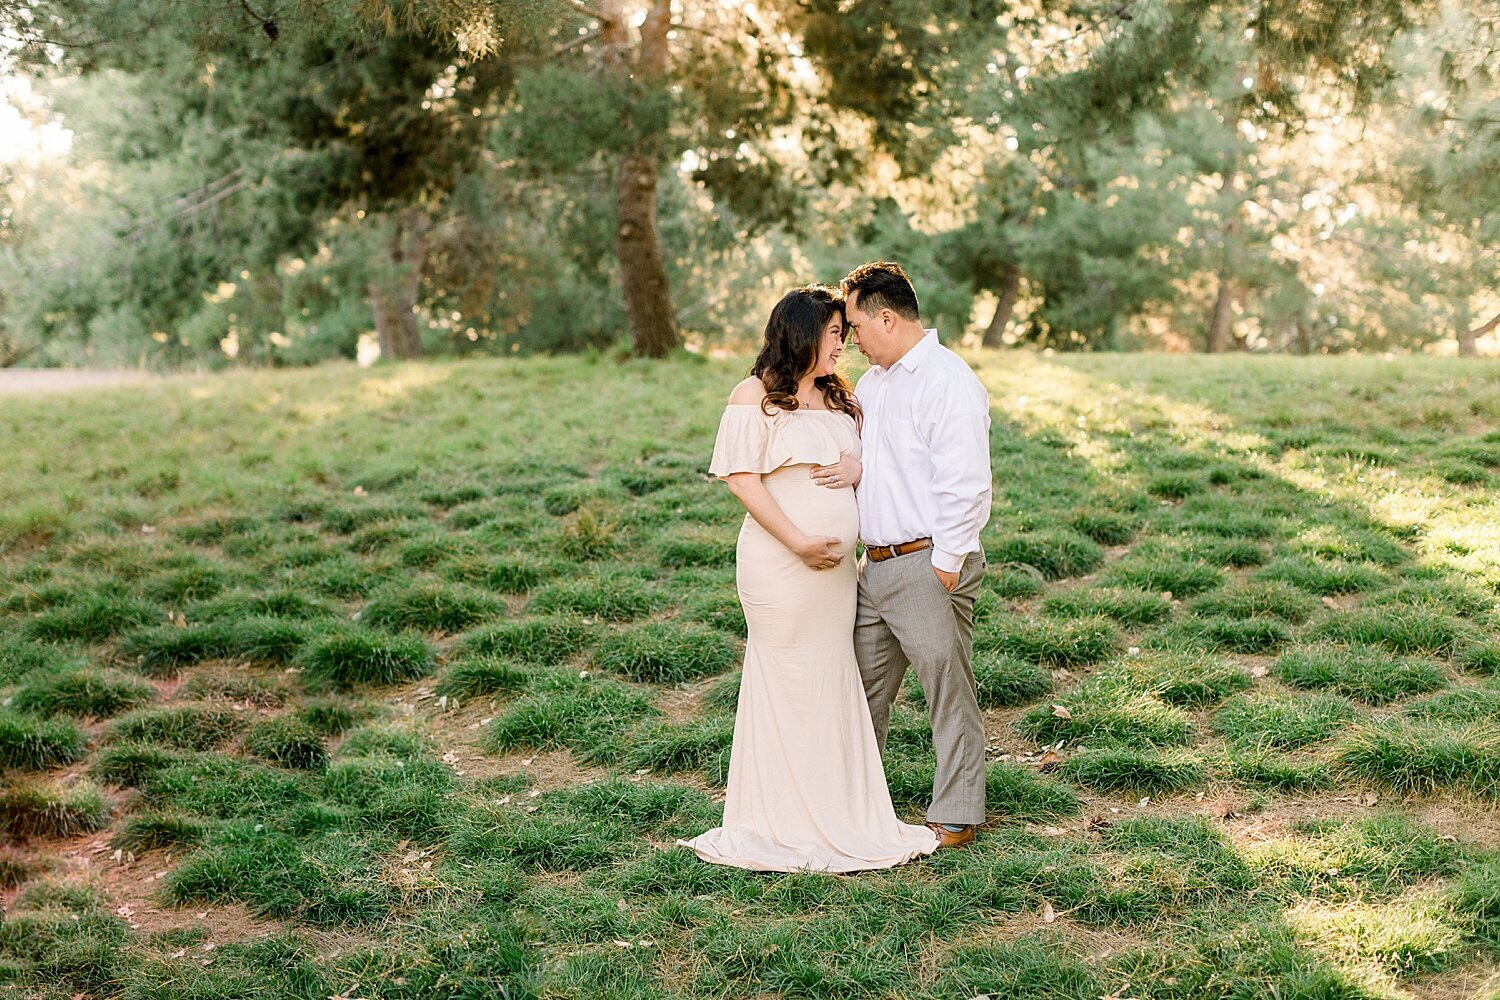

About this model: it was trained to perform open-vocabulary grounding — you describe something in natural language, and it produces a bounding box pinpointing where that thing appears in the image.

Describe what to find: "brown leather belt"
[864,537,932,562]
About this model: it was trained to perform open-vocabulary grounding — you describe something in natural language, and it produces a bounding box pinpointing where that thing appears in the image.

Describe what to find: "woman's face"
[808,313,845,379]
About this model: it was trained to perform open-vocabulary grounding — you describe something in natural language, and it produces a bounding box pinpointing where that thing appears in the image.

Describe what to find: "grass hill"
[2,352,1498,999]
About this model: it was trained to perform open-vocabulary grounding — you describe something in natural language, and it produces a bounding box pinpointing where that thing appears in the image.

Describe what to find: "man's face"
[844,291,893,367]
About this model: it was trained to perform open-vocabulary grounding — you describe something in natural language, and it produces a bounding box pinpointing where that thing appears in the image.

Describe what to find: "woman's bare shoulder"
[727,376,769,405]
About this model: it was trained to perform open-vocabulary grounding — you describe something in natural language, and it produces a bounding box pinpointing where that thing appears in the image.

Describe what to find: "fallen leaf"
[1050,704,1073,719]
[1037,748,1065,772]
[1041,900,1056,923]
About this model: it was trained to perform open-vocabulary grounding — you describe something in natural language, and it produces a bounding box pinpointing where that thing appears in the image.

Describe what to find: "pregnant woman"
[678,284,938,872]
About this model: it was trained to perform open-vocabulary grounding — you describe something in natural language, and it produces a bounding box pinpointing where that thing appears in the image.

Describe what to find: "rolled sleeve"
[918,375,992,572]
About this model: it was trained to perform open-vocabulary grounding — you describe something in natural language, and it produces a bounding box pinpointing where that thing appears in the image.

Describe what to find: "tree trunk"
[368,207,429,361]
[1206,272,1234,353]
[1459,310,1498,358]
[600,0,680,358]
[981,265,1021,348]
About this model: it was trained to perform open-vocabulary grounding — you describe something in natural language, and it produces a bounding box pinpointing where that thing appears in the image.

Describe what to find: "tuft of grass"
[297,696,375,736]
[179,668,290,706]
[454,616,598,666]
[929,934,1103,1000]
[1253,557,1384,595]
[111,811,208,851]
[22,593,160,642]
[656,534,736,569]
[1067,510,1136,545]
[1457,643,1500,676]
[243,718,328,770]
[1226,750,1336,791]
[973,653,1052,708]
[0,711,86,770]
[488,674,656,762]
[0,638,88,684]
[435,656,530,699]
[118,617,312,675]
[1402,687,1500,724]
[297,628,435,688]
[1147,473,1201,500]
[0,781,110,839]
[189,588,336,622]
[1060,747,1206,793]
[593,621,738,684]
[985,568,1045,598]
[682,592,748,638]
[1041,587,1172,626]
[1337,721,1500,795]
[1275,644,1448,705]
[1018,673,1193,748]
[622,716,735,781]
[985,762,1081,821]
[103,704,244,751]
[976,615,1120,668]
[527,577,659,622]
[1118,651,1251,706]
[359,582,503,634]
[1102,553,1222,597]
[1148,615,1292,654]
[985,531,1104,580]
[444,554,555,594]
[1366,579,1495,617]
[1311,608,1474,657]
[1213,693,1359,750]
[91,742,193,788]
[10,667,156,719]
[1188,580,1317,623]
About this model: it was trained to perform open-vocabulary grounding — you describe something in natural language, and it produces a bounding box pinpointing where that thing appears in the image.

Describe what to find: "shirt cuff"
[931,547,966,574]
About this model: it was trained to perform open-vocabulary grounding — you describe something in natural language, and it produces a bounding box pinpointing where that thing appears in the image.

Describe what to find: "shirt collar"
[892,329,939,372]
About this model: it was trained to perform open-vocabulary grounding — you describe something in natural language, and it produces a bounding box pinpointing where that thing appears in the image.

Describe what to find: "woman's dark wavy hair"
[750,284,861,427]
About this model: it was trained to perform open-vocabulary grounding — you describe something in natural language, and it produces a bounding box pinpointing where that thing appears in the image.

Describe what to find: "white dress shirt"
[855,330,993,573]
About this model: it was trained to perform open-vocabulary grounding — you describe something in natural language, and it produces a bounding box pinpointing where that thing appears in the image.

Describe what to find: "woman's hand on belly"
[791,534,845,570]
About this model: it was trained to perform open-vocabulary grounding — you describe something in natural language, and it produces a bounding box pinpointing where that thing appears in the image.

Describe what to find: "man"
[813,261,992,848]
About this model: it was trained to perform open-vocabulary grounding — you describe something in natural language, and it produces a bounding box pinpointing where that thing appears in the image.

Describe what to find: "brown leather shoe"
[925,822,975,848]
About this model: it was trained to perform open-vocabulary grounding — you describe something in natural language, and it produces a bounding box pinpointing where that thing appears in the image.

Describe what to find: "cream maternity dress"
[678,403,939,873]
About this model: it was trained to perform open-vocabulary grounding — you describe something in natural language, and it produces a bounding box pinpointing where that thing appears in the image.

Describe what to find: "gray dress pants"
[854,548,987,825]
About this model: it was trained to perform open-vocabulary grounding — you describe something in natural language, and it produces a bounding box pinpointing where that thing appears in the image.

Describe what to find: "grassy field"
[1,351,1499,1000]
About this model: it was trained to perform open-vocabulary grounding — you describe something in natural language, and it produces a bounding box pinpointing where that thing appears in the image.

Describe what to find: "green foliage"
[10,667,155,718]
[0,782,110,839]
[297,629,435,688]
[1275,645,1448,704]
[0,710,86,770]
[359,582,503,634]
[592,622,739,684]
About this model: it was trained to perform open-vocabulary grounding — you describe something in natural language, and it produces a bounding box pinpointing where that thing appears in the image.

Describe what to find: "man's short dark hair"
[840,261,920,321]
